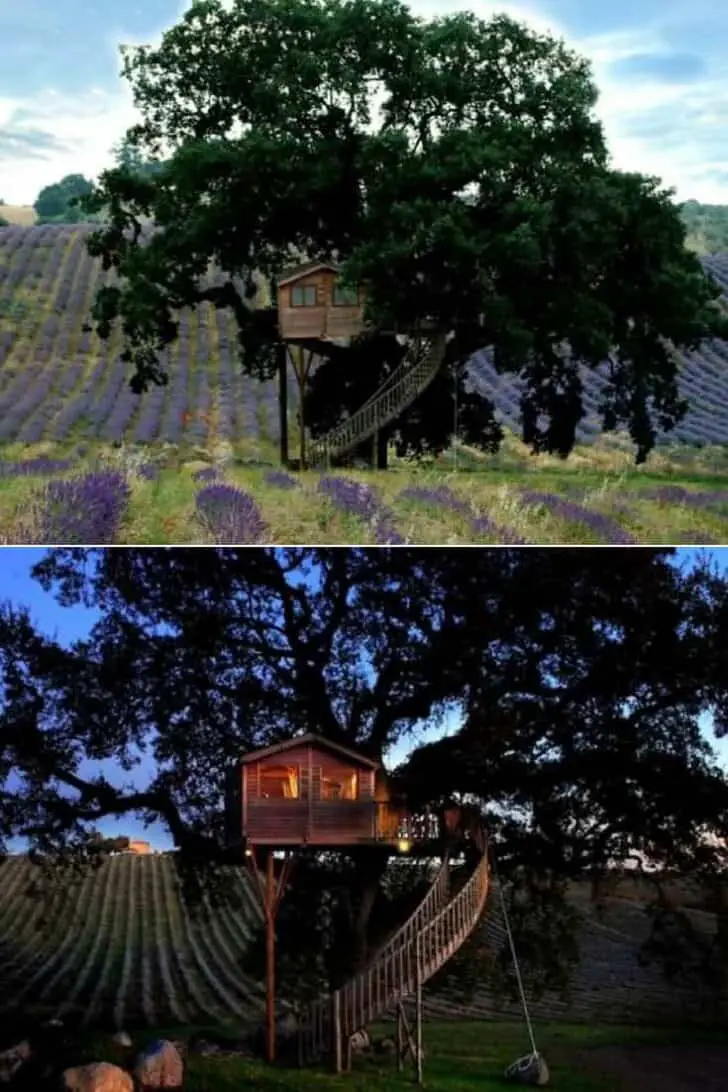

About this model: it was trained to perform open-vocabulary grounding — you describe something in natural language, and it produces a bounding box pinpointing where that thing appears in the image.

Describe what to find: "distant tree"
[679,200,728,255]
[112,135,168,180]
[34,174,94,224]
[81,0,728,463]
[0,217,8,228]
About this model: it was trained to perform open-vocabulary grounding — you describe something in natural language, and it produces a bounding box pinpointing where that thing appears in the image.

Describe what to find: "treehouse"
[225,732,438,852]
[276,262,367,343]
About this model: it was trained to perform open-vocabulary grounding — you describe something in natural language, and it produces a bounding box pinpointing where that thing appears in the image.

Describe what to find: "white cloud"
[1,0,726,205]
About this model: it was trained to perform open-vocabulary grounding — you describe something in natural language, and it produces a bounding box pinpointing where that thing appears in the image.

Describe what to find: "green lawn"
[68,1019,728,1092]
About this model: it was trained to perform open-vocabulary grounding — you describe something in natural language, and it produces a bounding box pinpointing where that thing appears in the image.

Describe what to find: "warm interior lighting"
[397,838,411,854]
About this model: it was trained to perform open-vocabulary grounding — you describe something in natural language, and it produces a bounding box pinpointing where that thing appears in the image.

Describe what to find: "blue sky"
[0,0,727,206]
[1,547,727,851]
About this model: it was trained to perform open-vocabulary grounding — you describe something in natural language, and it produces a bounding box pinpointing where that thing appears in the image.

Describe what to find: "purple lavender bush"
[264,469,298,490]
[317,475,404,543]
[31,470,131,544]
[196,484,268,543]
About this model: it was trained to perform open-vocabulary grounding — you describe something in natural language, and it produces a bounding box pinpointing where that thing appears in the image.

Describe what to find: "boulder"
[504,1052,550,1086]
[62,1062,133,1092]
[111,1033,132,1049]
[0,1040,31,1083]
[134,1040,184,1090]
[349,1029,370,1054]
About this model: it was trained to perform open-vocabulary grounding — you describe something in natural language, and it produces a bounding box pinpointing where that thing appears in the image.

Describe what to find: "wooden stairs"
[308,330,449,466]
[297,821,489,1068]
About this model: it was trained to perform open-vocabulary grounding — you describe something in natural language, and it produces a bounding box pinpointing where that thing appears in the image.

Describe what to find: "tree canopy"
[3,547,728,997]
[82,0,728,463]
[34,174,95,224]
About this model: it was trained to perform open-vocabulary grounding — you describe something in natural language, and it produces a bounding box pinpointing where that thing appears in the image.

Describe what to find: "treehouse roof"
[240,731,380,769]
[277,261,340,287]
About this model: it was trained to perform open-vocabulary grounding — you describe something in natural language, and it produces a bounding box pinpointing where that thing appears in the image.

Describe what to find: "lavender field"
[1,223,728,544]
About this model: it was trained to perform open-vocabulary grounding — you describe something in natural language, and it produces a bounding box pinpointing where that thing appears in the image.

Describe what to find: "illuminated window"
[321,771,358,801]
[333,283,358,306]
[291,285,317,306]
[260,765,299,798]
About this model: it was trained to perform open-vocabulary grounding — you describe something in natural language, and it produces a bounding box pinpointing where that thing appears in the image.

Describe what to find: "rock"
[504,1052,550,1086]
[112,1033,132,1048]
[376,1037,397,1055]
[0,1040,31,1083]
[62,1062,133,1092]
[134,1040,184,1090]
[349,1029,370,1053]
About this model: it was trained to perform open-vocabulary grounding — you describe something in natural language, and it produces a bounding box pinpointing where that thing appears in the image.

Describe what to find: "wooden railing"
[297,821,489,1067]
[308,331,448,466]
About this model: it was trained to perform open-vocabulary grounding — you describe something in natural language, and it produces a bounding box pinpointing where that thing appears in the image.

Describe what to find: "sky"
[0,0,727,207]
[1,546,727,852]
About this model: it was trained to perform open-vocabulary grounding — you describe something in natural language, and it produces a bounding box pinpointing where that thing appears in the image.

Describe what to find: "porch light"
[397,838,411,854]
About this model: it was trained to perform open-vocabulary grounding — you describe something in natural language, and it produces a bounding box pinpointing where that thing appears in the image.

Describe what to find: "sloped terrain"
[0,855,723,1032]
[467,253,728,446]
[1,223,727,450]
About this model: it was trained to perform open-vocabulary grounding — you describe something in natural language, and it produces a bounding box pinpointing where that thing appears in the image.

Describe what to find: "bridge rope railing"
[297,818,489,1067]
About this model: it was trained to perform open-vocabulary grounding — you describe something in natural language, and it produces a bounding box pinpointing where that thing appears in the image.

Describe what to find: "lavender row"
[398,484,525,543]
[317,476,404,543]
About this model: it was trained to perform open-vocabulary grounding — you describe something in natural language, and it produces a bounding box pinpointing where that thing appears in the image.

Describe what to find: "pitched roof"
[240,731,380,768]
[277,261,340,286]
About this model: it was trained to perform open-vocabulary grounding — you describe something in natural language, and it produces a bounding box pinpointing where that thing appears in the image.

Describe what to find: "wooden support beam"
[266,850,276,1064]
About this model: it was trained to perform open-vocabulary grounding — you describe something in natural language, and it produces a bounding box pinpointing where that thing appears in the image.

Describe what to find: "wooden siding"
[278,269,366,341]
[232,739,408,848]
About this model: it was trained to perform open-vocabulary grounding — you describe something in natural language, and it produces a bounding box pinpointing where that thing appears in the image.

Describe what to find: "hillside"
[1,223,728,451]
[0,855,723,1033]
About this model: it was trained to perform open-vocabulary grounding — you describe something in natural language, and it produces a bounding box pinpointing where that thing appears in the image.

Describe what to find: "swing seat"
[504,1051,550,1086]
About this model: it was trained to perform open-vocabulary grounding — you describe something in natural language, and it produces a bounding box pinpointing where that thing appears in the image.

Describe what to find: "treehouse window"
[332,283,358,306]
[259,764,299,799]
[291,285,317,307]
[321,771,358,801]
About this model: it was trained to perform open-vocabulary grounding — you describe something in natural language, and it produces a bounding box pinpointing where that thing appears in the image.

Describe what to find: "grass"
[57,1019,728,1092]
[1,430,728,543]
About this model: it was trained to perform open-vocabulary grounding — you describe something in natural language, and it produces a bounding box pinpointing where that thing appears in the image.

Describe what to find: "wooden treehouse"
[273,262,447,470]
[225,732,439,854]
[277,261,367,343]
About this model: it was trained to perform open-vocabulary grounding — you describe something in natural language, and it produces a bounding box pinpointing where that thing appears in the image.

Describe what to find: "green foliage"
[680,200,728,255]
[83,0,728,463]
[34,174,95,224]
[0,217,8,228]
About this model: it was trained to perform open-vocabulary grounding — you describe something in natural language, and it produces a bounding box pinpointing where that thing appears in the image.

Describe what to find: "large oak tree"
[3,547,728,1004]
[83,0,727,464]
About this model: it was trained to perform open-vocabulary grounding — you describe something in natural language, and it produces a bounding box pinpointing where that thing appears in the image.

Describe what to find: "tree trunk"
[376,429,388,470]
[328,848,391,989]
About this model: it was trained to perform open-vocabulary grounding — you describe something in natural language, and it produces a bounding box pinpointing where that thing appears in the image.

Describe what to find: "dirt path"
[570,1045,728,1092]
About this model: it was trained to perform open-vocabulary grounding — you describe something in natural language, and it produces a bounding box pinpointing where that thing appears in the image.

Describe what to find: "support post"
[278,342,288,466]
[396,1005,403,1073]
[415,934,423,1085]
[333,991,342,1074]
[265,850,276,1064]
